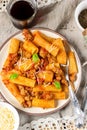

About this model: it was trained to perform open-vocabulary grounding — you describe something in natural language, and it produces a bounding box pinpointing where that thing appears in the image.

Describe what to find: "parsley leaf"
[32,53,39,63]
[54,81,61,89]
[10,73,19,80]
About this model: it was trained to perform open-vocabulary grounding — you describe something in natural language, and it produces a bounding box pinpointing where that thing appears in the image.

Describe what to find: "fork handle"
[69,85,84,115]
[82,85,87,112]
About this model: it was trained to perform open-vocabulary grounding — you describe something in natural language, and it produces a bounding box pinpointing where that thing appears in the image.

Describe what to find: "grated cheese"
[0,107,15,130]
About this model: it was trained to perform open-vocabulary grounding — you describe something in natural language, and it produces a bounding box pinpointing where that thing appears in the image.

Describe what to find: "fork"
[65,59,85,128]
[62,40,85,128]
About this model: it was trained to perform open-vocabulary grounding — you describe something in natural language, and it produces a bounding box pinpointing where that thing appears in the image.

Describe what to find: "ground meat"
[22,29,33,41]
[25,69,36,79]
[36,91,53,100]
[69,73,77,82]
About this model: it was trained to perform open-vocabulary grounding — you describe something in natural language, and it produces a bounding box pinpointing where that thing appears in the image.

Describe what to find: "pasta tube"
[46,63,60,71]
[37,71,54,82]
[53,38,67,64]
[53,38,64,49]
[39,47,48,58]
[33,85,62,92]
[33,31,59,57]
[8,38,20,54]
[32,98,55,108]
[68,51,78,74]
[0,69,21,81]
[6,83,25,104]
[9,75,36,87]
[53,91,68,99]
[2,56,10,68]
[33,31,56,43]
[23,40,38,55]
[19,59,34,71]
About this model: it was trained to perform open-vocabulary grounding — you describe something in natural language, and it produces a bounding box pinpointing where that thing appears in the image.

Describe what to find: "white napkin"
[37,0,62,8]
[19,117,87,130]
[0,0,62,12]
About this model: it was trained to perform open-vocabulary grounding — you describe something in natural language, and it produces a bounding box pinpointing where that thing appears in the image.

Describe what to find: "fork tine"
[63,40,71,56]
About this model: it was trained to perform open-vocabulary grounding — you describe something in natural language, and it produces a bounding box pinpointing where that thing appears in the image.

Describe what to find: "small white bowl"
[0,102,19,130]
[75,0,87,31]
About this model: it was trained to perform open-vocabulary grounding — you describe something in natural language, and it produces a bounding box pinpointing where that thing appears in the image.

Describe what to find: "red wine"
[10,1,35,20]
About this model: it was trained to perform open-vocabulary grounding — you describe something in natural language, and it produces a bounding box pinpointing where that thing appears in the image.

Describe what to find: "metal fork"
[65,59,85,128]
[62,40,85,128]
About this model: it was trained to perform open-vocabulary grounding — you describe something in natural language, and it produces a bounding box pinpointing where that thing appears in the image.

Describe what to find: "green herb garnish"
[54,81,61,89]
[32,53,39,63]
[10,73,19,80]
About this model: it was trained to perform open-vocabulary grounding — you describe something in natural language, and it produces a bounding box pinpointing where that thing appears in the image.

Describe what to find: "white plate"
[0,28,82,115]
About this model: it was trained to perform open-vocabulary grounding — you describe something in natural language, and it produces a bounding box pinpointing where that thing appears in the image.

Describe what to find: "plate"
[0,27,82,115]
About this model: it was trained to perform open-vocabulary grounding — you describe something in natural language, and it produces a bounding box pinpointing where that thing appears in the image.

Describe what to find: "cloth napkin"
[0,0,62,12]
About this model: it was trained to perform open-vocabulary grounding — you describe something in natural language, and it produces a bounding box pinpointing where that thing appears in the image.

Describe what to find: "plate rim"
[0,27,82,116]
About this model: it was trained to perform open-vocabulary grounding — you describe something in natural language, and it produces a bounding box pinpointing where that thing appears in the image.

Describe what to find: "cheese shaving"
[0,107,15,130]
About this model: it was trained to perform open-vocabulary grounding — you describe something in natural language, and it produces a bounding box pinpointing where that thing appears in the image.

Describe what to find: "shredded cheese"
[0,107,15,130]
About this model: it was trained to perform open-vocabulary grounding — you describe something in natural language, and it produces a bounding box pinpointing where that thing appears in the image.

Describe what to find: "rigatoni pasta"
[37,71,54,82]
[8,38,20,54]
[33,85,62,92]
[23,40,38,55]
[68,51,78,74]
[32,98,55,108]
[9,75,36,87]
[33,31,59,57]
[0,29,78,108]
[6,83,25,104]
[53,38,67,64]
